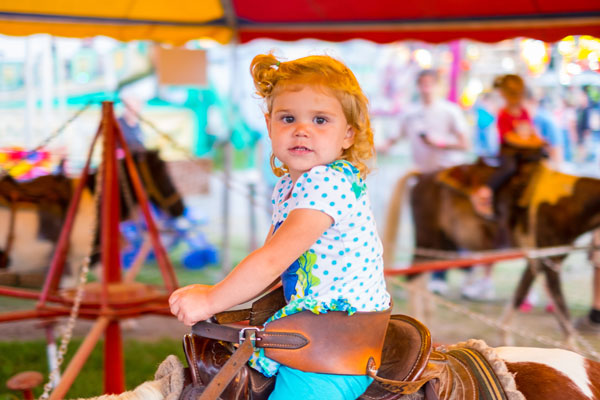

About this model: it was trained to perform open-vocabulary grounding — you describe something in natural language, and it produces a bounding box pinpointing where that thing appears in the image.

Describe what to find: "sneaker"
[428,279,449,296]
[461,278,495,301]
[574,316,600,334]
[519,300,533,313]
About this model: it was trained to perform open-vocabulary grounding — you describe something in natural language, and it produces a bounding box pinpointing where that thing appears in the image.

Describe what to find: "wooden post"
[49,317,110,400]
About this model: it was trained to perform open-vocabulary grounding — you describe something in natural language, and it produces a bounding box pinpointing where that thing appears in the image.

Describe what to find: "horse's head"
[134,150,185,218]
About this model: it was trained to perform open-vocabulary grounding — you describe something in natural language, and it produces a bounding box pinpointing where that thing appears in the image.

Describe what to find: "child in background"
[169,53,391,400]
[471,74,546,218]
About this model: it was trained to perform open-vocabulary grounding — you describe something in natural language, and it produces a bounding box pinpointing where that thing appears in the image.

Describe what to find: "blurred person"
[525,92,562,164]
[473,91,500,157]
[574,88,589,163]
[380,69,470,295]
[471,74,546,219]
[555,94,578,163]
[577,86,600,164]
[117,96,146,153]
[380,69,470,173]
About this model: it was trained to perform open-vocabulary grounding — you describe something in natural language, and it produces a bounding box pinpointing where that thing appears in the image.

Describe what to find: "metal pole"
[222,140,232,273]
[219,0,238,275]
[248,182,257,252]
[40,35,54,144]
[24,37,36,148]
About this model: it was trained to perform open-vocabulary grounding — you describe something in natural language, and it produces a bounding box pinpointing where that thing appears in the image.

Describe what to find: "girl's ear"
[265,113,272,138]
[342,126,355,149]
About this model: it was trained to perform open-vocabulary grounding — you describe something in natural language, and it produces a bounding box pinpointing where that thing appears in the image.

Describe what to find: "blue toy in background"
[120,204,218,270]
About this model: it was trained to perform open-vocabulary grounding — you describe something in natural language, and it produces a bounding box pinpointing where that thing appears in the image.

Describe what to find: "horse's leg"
[0,202,17,269]
[500,259,538,345]
[541,261,578,348]
[406,272,429,323]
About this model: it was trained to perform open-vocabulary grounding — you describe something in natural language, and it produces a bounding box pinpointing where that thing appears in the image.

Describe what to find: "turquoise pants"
[268,365,373,400]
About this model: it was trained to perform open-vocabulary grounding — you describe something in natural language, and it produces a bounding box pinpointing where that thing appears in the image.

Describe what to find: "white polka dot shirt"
[270,160,390,312]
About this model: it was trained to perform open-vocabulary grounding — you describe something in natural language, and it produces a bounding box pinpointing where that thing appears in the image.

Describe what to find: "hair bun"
[250,54,281,98]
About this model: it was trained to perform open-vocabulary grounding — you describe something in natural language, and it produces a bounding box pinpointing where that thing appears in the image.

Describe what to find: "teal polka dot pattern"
[269,160,390,312]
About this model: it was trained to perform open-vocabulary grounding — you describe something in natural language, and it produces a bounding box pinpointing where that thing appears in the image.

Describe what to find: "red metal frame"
[0,101,179,397]
[384,250,525,276]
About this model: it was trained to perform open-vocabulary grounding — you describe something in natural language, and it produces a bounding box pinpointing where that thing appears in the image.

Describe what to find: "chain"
[0,101,94,178]
[410,244,598,261]
[124,100,272,209]
[124,101,196,162]
[387,278,600,361]
[39,150,103,400]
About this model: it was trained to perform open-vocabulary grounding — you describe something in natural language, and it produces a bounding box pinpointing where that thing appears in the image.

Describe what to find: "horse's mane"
[445,339,525,400]
[75,355,185,400]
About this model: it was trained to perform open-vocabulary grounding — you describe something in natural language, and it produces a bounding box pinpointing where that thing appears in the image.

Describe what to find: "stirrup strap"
[214,286,286,325]
[197,330,256,400]
[192,321,309,350]
[366,358,441,395]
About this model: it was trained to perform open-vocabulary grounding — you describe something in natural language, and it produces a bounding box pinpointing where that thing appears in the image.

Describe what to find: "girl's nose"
[293,123,310,137]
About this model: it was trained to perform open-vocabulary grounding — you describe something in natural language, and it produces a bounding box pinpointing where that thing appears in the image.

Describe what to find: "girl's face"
[266,85,355,182]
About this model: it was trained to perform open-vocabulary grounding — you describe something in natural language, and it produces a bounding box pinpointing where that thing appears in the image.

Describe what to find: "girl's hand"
[168,284,215,326]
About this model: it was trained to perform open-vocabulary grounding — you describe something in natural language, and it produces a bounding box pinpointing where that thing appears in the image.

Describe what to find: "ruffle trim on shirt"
[328,160,366,200]
[248,296,356,377]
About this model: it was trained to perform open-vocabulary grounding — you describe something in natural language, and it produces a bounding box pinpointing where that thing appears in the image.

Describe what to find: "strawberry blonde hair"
[250,53,374,177]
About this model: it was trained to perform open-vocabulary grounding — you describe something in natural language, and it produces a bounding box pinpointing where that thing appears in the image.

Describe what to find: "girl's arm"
[169,209,332,325]
[259,224,281,294]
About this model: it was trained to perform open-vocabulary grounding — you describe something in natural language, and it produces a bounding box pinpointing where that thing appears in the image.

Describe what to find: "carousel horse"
[78,289,600,400]
[0,149,184,278]
[382,149,600,339]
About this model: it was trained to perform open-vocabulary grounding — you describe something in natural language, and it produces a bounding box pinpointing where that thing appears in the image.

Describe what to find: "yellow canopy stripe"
[0,0,232,44]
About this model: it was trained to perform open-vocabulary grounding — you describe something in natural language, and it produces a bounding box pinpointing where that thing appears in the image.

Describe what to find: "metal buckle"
[238,327,261,344]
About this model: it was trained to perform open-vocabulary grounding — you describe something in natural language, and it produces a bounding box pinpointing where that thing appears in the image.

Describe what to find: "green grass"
[0,338,184,399]
[0,236,254,399]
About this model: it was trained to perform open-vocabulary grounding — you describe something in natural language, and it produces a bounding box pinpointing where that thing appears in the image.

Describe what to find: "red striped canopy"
[0,0,598,44]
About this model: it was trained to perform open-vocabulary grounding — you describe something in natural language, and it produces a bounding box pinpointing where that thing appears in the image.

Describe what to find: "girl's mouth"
[289,146,312,153]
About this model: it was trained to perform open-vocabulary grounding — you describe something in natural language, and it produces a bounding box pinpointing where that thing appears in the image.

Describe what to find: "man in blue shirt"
[117,96,146,153]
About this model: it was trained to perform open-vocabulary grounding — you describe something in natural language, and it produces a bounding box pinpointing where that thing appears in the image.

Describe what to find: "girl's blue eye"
[282,115,295,123]
[314,116,327,125]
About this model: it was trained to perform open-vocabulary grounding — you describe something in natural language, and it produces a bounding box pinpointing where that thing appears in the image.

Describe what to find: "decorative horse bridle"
[137,156,181,210]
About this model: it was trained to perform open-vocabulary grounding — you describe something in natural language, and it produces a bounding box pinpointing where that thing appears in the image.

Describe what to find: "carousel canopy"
[0,0,598,44]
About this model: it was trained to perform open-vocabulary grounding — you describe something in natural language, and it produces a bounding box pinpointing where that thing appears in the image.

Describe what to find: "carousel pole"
[99,101,125,394]
[220,0,238,274]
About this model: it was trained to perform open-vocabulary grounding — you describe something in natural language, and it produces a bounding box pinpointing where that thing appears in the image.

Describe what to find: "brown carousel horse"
[382,148,600,340]
[77,289,600,400]
[0,149,184,277]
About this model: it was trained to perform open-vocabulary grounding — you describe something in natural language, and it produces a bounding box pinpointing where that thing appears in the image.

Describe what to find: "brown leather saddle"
[181,289,509,400]
[181,313,433,400]
[435,162,493,197]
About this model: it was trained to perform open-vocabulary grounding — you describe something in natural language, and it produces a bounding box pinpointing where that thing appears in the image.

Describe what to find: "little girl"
[169,53,390,400]
[471,74,546,218]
